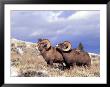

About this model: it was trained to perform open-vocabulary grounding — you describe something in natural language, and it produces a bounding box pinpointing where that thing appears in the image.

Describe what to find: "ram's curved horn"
[62,41,72,51]
[40,39,51,49]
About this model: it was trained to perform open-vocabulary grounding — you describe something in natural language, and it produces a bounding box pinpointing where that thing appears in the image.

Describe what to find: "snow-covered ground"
[88,52,100,58]
[11,38,35,44]
[11,66,20,77]
[11,38,100,59]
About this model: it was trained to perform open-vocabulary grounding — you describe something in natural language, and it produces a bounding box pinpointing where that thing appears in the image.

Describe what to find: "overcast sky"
[11,10,100,54]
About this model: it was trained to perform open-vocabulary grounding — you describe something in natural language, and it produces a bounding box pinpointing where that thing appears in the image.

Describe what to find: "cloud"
[11,10,100,53]
[68,11,99,20]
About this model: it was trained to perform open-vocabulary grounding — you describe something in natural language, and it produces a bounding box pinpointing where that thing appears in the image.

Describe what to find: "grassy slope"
[11,46,100,77]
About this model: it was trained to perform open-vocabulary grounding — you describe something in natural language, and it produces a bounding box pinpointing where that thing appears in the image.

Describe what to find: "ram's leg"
[59,62,66,70]
[47,61,51,67]
[87,62,91,67]
[47,60,53,68]
[72,62,76,69]
[65,63,70,69]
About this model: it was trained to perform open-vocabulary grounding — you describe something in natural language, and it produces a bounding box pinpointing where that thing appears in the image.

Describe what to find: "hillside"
[11,38,100,77]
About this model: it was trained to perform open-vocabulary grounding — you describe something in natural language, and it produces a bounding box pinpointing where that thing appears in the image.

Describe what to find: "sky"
[11,10,100,54]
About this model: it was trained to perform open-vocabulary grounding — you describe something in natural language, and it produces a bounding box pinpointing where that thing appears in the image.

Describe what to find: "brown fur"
[37,39,64,67]
[56,42,91,69]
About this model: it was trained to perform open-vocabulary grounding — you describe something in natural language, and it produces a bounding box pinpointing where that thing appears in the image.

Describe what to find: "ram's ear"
[38,38,43,42]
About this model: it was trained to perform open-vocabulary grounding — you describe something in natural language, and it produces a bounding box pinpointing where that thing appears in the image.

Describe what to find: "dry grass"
[11,47,100,77]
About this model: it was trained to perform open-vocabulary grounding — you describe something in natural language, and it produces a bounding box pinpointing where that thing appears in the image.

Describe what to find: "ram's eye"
[44,44,47,47]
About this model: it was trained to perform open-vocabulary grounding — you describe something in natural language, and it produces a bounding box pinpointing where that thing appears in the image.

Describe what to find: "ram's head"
[56,41,72,52]
[37,39,51,52]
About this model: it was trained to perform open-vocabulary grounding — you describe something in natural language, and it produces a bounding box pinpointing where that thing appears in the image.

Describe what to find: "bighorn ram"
[56,41,91,68]
[37,39,65,68]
